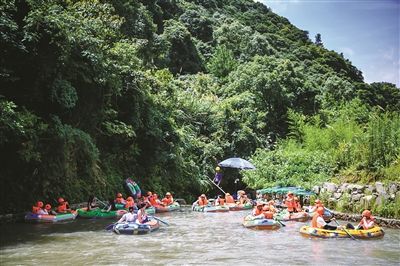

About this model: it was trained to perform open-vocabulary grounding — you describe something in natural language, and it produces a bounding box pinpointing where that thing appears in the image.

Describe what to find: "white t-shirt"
[119,212,137,223]
[317,216,327,228]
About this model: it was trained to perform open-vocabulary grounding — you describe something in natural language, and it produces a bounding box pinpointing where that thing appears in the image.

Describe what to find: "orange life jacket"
[149,196,158,206]
[311,212,323,228]
[198,197,208,206]
[252,207,263,216]
[285,197,296,211]
[217,198,225,205]
[125,198,135,208]
[263,211,274,219]
[225,195,235,204]
[162,197,173,206]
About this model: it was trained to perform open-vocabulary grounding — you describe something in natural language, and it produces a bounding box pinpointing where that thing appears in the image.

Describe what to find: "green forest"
[1,0,399,214]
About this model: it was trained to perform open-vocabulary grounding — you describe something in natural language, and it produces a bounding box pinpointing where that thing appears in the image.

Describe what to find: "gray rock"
[353,184,365,193]
[340,183,350,193]
[351,193,363,201]
[360,195,376,209]
[365,185,376,194]
[375,182,386,194]
[312,186,320,194]
[375,194,389,206]
[388,183,398,195]
[334,192,342,199]
[324,182,338,193]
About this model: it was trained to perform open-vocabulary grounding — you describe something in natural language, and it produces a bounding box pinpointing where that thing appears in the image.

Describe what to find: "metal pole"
[208,178,226,194]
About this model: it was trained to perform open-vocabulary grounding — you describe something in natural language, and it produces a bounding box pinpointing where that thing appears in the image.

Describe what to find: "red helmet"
[45,204,51,210]
[362,210,371,218]
[58,198,64,203]
[317,207,325,215]
[37,201,44,208]
[117,193,122,198]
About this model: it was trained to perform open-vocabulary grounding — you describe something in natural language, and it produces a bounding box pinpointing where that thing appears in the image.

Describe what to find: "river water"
[1,207,399,265]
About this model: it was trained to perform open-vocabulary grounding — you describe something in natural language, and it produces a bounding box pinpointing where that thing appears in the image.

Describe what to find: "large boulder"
[353,184,365,193]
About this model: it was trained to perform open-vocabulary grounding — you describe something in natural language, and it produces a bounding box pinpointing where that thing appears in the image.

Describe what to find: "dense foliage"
[1,0,399,213]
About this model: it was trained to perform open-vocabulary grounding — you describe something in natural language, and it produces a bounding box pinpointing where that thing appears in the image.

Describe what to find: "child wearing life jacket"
[311,207,341,230]
[346,210,375,230]
[161,192,174,206]
[114,193,126,204]
[57,198,71,213]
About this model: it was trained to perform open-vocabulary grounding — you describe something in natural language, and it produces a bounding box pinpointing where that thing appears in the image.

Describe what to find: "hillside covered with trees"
[1,0,399,214]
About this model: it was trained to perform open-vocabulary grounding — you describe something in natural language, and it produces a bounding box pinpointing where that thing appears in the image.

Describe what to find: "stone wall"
[312,181,400,220]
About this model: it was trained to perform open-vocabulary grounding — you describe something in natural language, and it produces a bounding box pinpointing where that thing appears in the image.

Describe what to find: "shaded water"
[0,207,399,265]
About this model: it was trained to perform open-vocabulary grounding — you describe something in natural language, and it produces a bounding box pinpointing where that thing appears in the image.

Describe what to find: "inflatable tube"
[275,210,309,222]
[242,215,281,230]
[76,208,127,219]
[124,178,141,198]
[227,203,253,211]
[113,219,160,235]
[192,205,230,213]
[25,212,76,223]
[300,226,385,239]
[154,202,180,213]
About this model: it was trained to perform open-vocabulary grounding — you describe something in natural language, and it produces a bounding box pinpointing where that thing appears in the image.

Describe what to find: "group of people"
[193,190,253,207]
[32,198,71,215]
[251,190,376,231]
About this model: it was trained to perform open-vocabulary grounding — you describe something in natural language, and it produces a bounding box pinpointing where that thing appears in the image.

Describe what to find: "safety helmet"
[200,194,206,198]
[362,210,371,218]
[127,196,133,201]
[37,201,44,208]
[317,207,325,215]
[166,192,171,196]
[117,193,122,198]
[45,204,51,210]
[315,199,321,204]
[58,198,64,203]
[225,193,230,196]
[147,191,152,196]
[215,166,221,171]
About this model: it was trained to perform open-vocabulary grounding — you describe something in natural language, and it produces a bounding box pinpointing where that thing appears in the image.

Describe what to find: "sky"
[256,0,400,87]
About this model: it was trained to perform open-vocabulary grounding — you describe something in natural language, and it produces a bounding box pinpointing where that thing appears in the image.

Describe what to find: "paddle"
[333,219,356,241]
[105,223,117,231]
[274,218,286,227]
[149,216,169,226]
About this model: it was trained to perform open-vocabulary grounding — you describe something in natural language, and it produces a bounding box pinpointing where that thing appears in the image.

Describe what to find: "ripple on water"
[0,209,399,265]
